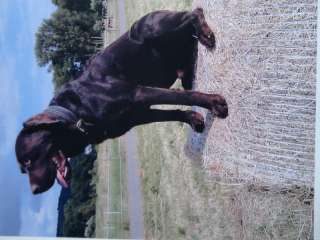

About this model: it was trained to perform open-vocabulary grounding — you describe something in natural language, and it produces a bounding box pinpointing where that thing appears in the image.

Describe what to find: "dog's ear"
[23,113,63,132]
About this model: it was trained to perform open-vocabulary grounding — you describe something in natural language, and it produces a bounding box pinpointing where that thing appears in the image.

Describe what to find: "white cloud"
[20,185,60,236]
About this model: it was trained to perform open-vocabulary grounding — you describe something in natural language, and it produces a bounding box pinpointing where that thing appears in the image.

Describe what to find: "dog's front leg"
[131,109,205,133]
[134,86,228,118]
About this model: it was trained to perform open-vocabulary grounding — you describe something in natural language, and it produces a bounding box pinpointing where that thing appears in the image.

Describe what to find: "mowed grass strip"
[107,139,130,239]
[95,142,108,238]
[96,138,129,239]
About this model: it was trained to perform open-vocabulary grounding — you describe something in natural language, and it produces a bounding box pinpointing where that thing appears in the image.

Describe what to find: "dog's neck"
[45,105,96,138]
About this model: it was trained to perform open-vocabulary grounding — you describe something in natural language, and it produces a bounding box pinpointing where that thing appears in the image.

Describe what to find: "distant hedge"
[63,149,97,237]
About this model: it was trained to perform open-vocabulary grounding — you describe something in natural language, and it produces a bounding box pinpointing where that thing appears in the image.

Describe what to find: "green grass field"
[136,121,226,240]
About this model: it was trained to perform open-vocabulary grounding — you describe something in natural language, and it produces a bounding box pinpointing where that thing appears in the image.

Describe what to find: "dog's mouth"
[52,150,71,188]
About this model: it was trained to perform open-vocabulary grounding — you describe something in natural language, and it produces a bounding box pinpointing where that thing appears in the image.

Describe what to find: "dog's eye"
[22,160,32,173]
[25,160,31,167]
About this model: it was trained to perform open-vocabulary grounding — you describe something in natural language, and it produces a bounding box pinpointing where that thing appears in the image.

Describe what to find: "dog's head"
[15,113,87,194]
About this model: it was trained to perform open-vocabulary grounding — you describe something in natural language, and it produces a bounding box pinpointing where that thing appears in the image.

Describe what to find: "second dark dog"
[15,8,228,194]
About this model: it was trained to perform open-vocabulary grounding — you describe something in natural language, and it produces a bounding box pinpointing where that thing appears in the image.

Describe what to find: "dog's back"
[83,10,198,89]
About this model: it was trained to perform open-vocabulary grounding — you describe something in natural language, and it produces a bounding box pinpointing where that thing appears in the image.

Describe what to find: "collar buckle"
[76,119,88,134]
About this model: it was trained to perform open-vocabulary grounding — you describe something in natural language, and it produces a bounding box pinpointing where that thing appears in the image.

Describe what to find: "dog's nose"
[31,184,42,194]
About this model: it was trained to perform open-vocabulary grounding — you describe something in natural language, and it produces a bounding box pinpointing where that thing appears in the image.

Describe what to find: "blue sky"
[0,0,61,236]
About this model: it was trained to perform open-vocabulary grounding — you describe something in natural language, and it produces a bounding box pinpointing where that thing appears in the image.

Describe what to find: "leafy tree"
[35,8,99,87]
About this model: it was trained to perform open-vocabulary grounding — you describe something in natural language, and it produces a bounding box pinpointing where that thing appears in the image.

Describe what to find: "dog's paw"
[186,111,205,133]
[210,94,228,118]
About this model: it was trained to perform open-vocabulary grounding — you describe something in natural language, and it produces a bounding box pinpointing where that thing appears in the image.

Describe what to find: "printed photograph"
[1,0,316,239]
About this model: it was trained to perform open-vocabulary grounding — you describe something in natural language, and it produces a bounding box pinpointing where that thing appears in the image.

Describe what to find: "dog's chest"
[89,109,134,143]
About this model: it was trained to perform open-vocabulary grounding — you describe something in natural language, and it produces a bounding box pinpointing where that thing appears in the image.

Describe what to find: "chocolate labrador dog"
[15,8,228,194]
